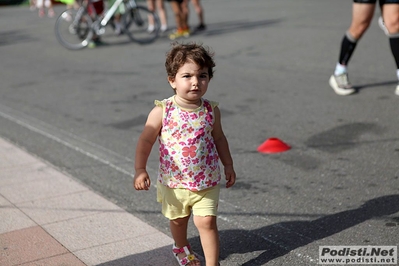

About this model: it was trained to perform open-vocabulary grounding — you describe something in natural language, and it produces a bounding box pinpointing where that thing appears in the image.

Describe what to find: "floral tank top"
[155,96,221,191]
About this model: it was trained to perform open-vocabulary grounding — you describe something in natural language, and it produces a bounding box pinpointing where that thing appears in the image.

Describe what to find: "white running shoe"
[378,16,390,36]
[329,74,356,96]
[395,84,399,96]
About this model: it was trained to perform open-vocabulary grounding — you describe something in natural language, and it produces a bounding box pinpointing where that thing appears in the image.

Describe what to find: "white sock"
[147,24,155,32]
[161,24,168,32]
[334,63,347,76]
[396,69,399,81]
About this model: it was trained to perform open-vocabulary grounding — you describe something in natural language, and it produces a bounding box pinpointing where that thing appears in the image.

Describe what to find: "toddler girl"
[133,42,236,266]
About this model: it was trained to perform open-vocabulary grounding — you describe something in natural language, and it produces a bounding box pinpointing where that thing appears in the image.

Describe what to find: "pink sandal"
[172,244,200,266]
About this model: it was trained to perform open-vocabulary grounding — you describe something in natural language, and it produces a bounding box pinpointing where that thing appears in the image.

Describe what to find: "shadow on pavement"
[192,19,282,37]
[216,194,399,265]
[354,80,398,91]
[97,194,398,265]
[80,18,283,48]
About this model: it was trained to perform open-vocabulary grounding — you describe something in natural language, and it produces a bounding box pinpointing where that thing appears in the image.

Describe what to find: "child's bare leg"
[170,216,200,266]
[170,216,190,247]
[194,215,219,266]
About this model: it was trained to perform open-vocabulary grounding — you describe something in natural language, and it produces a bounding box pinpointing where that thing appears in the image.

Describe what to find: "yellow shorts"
[157,181,220,220]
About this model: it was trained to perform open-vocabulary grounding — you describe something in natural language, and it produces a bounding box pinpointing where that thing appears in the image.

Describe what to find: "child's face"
[168,61,210,103]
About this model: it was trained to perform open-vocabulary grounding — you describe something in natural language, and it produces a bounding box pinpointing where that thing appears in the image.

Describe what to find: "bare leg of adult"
[147,0,156,29]
[168,1,189,39]
[329,3,375,95]
[194,215,219,266]
[170,216,199,266]
[47,0,55,17]
[37,0,45,17]
[348,3,375,39]
[181,0,189,31]
[191,0,205,29]
[169,1,183,30]
[382,4,399,95]
[156,0,168,31]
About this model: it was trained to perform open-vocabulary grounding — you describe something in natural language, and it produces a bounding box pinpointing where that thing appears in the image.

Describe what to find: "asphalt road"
[1,0,398,265]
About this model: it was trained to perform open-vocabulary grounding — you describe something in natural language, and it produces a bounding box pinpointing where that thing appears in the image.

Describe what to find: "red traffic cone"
[257,138,291,154]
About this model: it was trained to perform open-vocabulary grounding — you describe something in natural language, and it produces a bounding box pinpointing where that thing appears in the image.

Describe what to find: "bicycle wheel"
[55,8,93,50]
[122,6,160,44]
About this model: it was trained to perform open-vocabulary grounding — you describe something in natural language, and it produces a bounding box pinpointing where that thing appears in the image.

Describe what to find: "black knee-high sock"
[339,32,358,65]
[389,36,399,69]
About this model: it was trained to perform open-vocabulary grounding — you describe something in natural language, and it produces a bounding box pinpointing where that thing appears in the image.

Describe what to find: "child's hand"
[224,165,236,188]
[133,169,151,190]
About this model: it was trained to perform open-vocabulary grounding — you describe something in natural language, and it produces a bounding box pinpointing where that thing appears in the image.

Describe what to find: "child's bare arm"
[133,106,163,190]
[212,106,236,188]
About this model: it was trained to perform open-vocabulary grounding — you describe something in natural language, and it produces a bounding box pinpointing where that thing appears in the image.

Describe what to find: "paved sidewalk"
[0,137,180,266]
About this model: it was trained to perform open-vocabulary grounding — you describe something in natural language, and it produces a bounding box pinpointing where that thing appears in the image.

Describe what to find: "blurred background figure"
[36,0,55,17]
[182,0,205,32]
[108,0,125,35]
[329,0,399,96]
[59,0,78,10]
[29,0,36,11]
[147,0,168,33]
[166,0,190,40]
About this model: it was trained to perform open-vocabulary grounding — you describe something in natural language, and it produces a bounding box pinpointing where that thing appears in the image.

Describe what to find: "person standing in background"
[166,0,190,39]
[147,0,169,33]
[329,0,399,96]
[36,0,55,17]
[182,0,206,32]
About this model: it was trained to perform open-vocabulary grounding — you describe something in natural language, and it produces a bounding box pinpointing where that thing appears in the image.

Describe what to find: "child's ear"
[168,76,176,89]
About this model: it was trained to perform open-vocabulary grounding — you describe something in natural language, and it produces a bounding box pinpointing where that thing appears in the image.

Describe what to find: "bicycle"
[54,0,160,50]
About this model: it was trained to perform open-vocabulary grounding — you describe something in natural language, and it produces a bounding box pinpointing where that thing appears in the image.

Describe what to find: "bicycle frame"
[100,0,124,27]
[55,0,159,49]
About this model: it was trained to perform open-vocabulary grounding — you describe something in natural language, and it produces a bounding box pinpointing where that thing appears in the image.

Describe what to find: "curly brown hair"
[165,42,215,81]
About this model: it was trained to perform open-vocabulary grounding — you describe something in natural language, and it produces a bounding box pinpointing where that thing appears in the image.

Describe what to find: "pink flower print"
[171,163,179,172]
[164,160,171,169]
[195,129,205,138]
[188,182,198,190]
[194,172,205,182]
[205,115,212,123]
[206,155,214,165]
[183,158,191,166]
[182,146,196,158]
[172,131,181,139]
[192,158,199,164]
[167,120,178,129]
[205,179,212,187]
[187,127,194,134]
[180,112,189,121]
[160,145,169,157]
[187,138,197,145]
[206,140,214,151]
[188,171,194,177]
[189,113,198,120]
